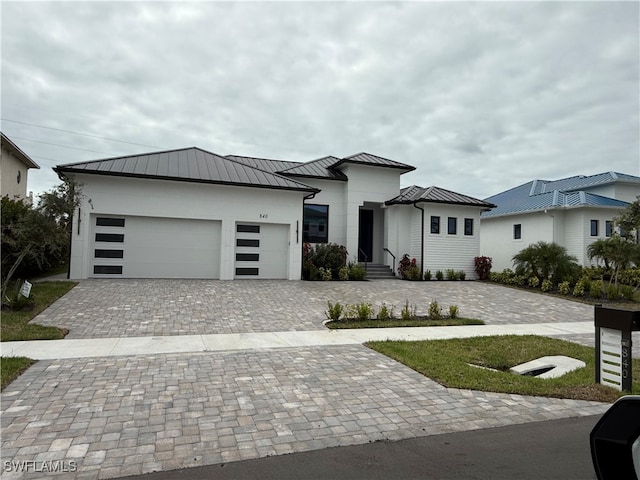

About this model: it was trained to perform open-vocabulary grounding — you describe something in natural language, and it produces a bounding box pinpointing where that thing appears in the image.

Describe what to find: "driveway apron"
[1,280,613,479]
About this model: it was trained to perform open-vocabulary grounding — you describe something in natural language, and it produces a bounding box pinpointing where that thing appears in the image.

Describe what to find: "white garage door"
[235,223,289,279]
[91,215,221,278]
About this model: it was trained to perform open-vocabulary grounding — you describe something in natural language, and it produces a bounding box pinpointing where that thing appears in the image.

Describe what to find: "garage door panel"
[234,223,288,279]
[91,215,221,279]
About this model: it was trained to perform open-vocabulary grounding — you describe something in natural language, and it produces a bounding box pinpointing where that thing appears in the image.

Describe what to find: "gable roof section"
[1,132,40,169]
[482,173,636,218]
[386,185,495,209]
[279,156,347,180]
[55,147,319,194]
[533,172,640,194]
[332,152,416,173]
[225,155,301,174]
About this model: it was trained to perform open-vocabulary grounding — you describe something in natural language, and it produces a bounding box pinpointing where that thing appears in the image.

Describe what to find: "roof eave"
[331,159,416,173]
[54,168,321,194]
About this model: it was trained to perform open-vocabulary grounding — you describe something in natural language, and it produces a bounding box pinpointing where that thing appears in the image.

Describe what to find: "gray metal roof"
[279,156,347,180]
[386,185,495,208]
[333,152,416,173]
[55,147,319,193]
[225,155,301,174]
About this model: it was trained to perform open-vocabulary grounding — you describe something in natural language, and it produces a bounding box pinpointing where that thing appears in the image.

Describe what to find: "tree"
[512,241,579,283]
[586,238,614,270]
[1,178,83,303]
[1,198,67,301]
[614,195,640,241]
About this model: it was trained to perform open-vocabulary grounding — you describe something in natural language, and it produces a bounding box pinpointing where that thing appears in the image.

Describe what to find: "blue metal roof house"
[479,172,640,271]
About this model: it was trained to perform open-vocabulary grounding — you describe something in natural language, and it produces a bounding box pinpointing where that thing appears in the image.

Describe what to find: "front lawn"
[367,335,640,403]
[1,281,76,390]
[1,281,76,342]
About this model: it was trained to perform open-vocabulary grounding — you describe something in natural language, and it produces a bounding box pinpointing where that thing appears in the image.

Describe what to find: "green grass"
[1,281,76,390]
[1,281,76,342]
[1,357,35,390]
[366,335,640,403]
[326,317,484,329]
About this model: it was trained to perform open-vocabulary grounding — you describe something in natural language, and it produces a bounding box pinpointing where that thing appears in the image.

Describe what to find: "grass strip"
[366,335,640,403]
[1,281,76,342]
[1,357,36,390]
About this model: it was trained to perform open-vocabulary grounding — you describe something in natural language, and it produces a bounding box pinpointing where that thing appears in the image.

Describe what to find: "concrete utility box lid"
[510,356,586,379]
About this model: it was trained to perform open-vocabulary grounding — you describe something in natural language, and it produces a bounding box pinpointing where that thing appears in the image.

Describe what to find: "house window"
[448,217,457,235]
[514,224,522,240]
[237,224,260,234]
[464,218,474,236]
[430,216,440,234]
[605,221,613,237]
[590,220,598,236]
[303,204,329,243]
[96,217,125,227]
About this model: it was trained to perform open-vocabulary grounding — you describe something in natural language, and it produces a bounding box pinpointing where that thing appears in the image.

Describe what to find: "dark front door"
[358,209,373,262]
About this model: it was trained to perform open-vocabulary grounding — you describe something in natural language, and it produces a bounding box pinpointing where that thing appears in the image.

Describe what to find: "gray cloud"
[2,1,638,200]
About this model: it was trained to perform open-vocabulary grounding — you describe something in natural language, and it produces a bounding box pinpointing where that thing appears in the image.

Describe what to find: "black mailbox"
[594,305,640,392]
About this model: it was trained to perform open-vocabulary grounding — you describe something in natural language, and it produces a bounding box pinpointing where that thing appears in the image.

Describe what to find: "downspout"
[413,201,425,279]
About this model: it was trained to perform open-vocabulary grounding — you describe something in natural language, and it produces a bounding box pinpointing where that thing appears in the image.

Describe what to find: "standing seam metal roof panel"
[54,147,319,193]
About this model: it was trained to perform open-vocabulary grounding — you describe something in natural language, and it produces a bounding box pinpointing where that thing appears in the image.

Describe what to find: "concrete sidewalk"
[1,321,595,360]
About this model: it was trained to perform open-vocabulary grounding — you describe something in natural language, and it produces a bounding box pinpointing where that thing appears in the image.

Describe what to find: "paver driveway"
[34,279,594,338]
[0,279,613,479]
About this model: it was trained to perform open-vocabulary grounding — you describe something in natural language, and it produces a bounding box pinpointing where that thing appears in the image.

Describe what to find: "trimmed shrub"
[541,279,553,292]
[528,276,540,288]
[338,266,350,281]
[424,270,432,281]
[474,256,492,281]
[377,303,394,320]
[446,269,457,281]
[429,300,442,320]
[558,281,571,296]
[400,300,416,320]
[457,270,466,281]
[325,301,344,321]
[449,305,459,319]
[348,263,367,281]
[435,270,444,281]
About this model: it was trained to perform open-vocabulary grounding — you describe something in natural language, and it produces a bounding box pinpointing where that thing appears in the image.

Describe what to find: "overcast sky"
[2,1,639,200]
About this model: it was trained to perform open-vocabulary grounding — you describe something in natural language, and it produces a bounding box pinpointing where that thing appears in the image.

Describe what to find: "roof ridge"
[56,146,205,169]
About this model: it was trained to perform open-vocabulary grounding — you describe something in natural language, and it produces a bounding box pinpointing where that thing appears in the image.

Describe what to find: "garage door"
[91,215,221,278]
[235,223,289,279]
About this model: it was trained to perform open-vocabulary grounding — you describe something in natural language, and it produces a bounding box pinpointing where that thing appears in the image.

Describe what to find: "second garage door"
[235,223,289,279]
[91,215,222,278]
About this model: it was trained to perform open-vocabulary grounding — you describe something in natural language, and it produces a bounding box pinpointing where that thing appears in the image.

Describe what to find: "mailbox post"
[594,305,640,392]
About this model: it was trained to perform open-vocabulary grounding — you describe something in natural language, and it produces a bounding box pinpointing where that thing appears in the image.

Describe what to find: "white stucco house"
[55,147,494,280]
[1,132,40,203]
[480,172,640,271]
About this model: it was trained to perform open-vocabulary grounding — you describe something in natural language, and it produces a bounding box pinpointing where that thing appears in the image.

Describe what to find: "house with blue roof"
[480,172,640,272]
[55,147,493,280]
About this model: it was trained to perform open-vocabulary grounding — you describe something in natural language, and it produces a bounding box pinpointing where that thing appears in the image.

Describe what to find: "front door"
[358,209,373,262]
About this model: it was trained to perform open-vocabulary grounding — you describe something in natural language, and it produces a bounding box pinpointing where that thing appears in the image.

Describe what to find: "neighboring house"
[1,132,40,203]
[55,147,492,280]
[480,172,640,271]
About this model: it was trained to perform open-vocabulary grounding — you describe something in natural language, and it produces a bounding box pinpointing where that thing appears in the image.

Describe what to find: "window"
[236,239,259,247]
[237,224,260,234]
[236,267,259,276]
[430,216,440,234]
[514,224,522,240]
[448,217,457,235]
[464,218,473,236]
[605,221,613,238]
[235,253,259,262]
[590,220,598,236]
[303,204,329,243]
[94,249,124,259]
[93,265,123,275]
[96,217,125,227]
[95,233,124,243]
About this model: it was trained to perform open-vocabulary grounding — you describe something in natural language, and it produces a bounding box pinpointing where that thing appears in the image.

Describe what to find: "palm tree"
[587,238,613,269]
[512,241,579,283]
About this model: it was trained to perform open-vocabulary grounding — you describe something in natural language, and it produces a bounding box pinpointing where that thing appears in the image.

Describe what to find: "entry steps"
[359,263,396,279]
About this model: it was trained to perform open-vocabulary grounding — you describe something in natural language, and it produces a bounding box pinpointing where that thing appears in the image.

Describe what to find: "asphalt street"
[128,415,600,480]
